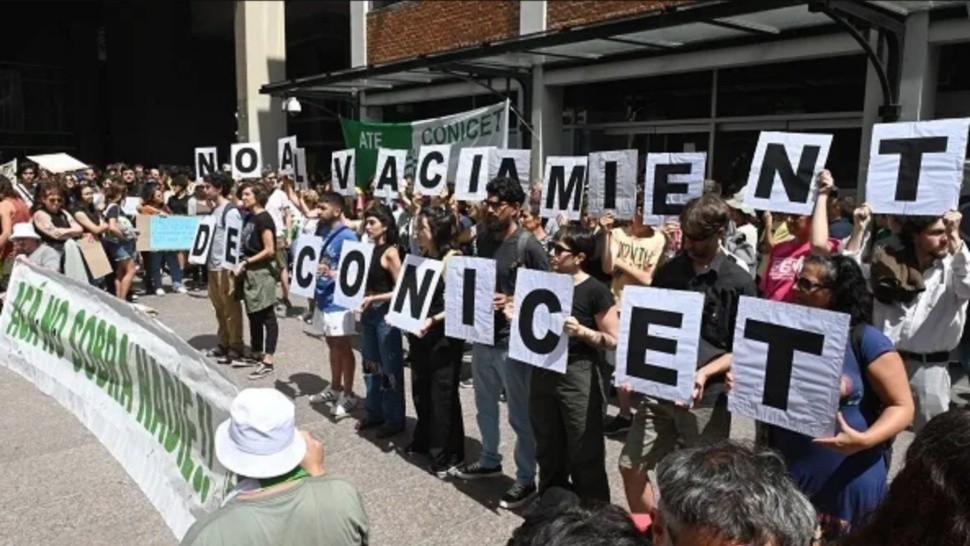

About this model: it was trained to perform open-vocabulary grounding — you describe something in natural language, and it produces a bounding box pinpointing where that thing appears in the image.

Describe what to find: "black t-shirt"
[569,276,614,361]
[586,231,612,285]
[651,250,758,407]
[242,211,276,258]
[72,204,102,227]
[476,228,550,344]
[167,193,190,215]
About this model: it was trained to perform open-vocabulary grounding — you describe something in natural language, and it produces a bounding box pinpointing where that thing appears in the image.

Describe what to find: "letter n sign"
[728,297,849,438]
[615,287,704,405]
[743,132,832,216]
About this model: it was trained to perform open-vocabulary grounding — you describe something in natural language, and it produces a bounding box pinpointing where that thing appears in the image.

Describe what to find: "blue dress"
[769,324,895,537]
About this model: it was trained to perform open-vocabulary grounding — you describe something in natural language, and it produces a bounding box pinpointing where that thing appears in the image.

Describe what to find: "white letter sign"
[588,150,637,220]
[221,213,243,269]
[444,256,496,345]
[194,147,217,182]
[187,217,216,266]
[373,148,407,200]
[728,297,849,438]
[415,145,451,196]
[615,287,705,405]
[866,118,970,216]
[230,142,262,180]
[278,136,297,176]
[509,269,574,374]
[386,255,443,334]
[744,132,832,216]
[333,241,374,310]
[454,147,497,202]
[290,234,323,299]
[331,149,356,197]
[493,149,532,193]
[541,156,587,221]
[643,153,706,225]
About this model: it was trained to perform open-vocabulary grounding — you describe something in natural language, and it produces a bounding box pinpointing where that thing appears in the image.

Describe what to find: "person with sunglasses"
[764,254,913,542]
[760,169,841,303]
[30,180,83,270]
[619,194,756,515]
[524,224,619,502]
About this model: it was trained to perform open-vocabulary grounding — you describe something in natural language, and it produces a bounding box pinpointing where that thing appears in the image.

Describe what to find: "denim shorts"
[104,240,136,262]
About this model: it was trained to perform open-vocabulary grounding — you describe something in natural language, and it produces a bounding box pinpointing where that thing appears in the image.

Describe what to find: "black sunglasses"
[551,244,573,256]
[795,276,830,292]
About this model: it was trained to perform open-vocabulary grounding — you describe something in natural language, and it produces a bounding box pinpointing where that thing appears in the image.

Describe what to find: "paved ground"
[3,283,970,545]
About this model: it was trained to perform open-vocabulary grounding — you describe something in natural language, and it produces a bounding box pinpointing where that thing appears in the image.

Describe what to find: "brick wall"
[367,1,519,65]
[546,0,689,30]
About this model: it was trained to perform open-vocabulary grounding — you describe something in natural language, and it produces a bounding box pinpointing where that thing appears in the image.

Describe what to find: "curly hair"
[802,254,872,326]
[899,215,941,251]
[486,176,526,207]
[842,409,970,546]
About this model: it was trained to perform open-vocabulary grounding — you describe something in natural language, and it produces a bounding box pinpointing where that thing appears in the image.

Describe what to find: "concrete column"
[857,33,883,198]
[350,0,369,67]
[234,0,287,163]
[520,0,546,35]
[898,10,938,121]
[531,65,563,178]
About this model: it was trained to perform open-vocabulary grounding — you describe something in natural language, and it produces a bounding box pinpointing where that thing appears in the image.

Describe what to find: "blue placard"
[149,215,202,250]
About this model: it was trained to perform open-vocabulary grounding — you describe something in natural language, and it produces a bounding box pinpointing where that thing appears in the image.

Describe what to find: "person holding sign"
[203,174,245,365]
[356,204,406,439]
[600,193,667,437]
[404,207,466,477]
[760,254,913,541]
[847,207,970,432]
[761,170,841,303]
[140,185,187,295]
[100,182,139,301]
[307,192,361,420]
[452,177,549,510]
[523,224,618,502]
[236,183,280,380]
[619,194,756,514]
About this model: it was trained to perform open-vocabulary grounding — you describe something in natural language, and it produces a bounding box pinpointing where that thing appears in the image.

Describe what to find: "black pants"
[531,357,610,502]
[248,306,278,355]
[408,327,465,467]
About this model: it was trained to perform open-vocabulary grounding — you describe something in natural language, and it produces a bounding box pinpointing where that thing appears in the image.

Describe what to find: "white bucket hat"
[10,222,40,241]
[215,389,307,479]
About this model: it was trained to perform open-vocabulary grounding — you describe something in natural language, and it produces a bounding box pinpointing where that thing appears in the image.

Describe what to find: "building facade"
[265,0,970,196]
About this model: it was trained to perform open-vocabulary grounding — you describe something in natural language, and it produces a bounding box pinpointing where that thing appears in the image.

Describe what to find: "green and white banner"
[0,261,238,540]
[341,100,509,187]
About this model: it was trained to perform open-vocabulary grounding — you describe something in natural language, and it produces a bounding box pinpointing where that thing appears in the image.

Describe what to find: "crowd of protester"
[3,159,969,546]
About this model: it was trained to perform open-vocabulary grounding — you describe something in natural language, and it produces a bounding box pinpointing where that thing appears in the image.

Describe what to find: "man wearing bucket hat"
[181,389,369,546]
[10,222,60,271]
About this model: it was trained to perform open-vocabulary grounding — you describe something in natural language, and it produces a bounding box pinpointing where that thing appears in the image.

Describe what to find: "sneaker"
[431,462,457,480]
[308,387,340,406]
[247,363,274,380]
[460,378,474,389]
[130,293,139,302]
[451,461,503,480]
[155,288,165,296]
[604,413,633,437]
[331,393,358,419]
[499,482,537,510]
[174,285,188,294]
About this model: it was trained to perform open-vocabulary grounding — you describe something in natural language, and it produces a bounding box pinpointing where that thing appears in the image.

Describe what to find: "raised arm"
[810,169,833,256]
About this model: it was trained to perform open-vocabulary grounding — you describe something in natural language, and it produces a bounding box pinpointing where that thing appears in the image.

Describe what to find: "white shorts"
[313,309,357,337]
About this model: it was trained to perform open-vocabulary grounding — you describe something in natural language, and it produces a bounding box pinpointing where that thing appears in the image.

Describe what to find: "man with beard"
[618,194,756,515]
[451,177,549,510]
[307,191,360,419]
[848,208,970,431]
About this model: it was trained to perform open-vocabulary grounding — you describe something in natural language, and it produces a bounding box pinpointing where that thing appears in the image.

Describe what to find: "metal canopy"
[258,0,953,100]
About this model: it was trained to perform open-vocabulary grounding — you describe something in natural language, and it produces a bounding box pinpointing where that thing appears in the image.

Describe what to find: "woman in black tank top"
[357,204,406,438]
[31,181,84,266]
[406,206,465,476]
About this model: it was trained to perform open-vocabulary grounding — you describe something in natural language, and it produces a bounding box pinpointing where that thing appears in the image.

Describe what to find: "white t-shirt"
[265,189,290,238]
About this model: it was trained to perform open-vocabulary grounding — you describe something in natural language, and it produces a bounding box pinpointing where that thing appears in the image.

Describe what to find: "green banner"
[340,119,412,187]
